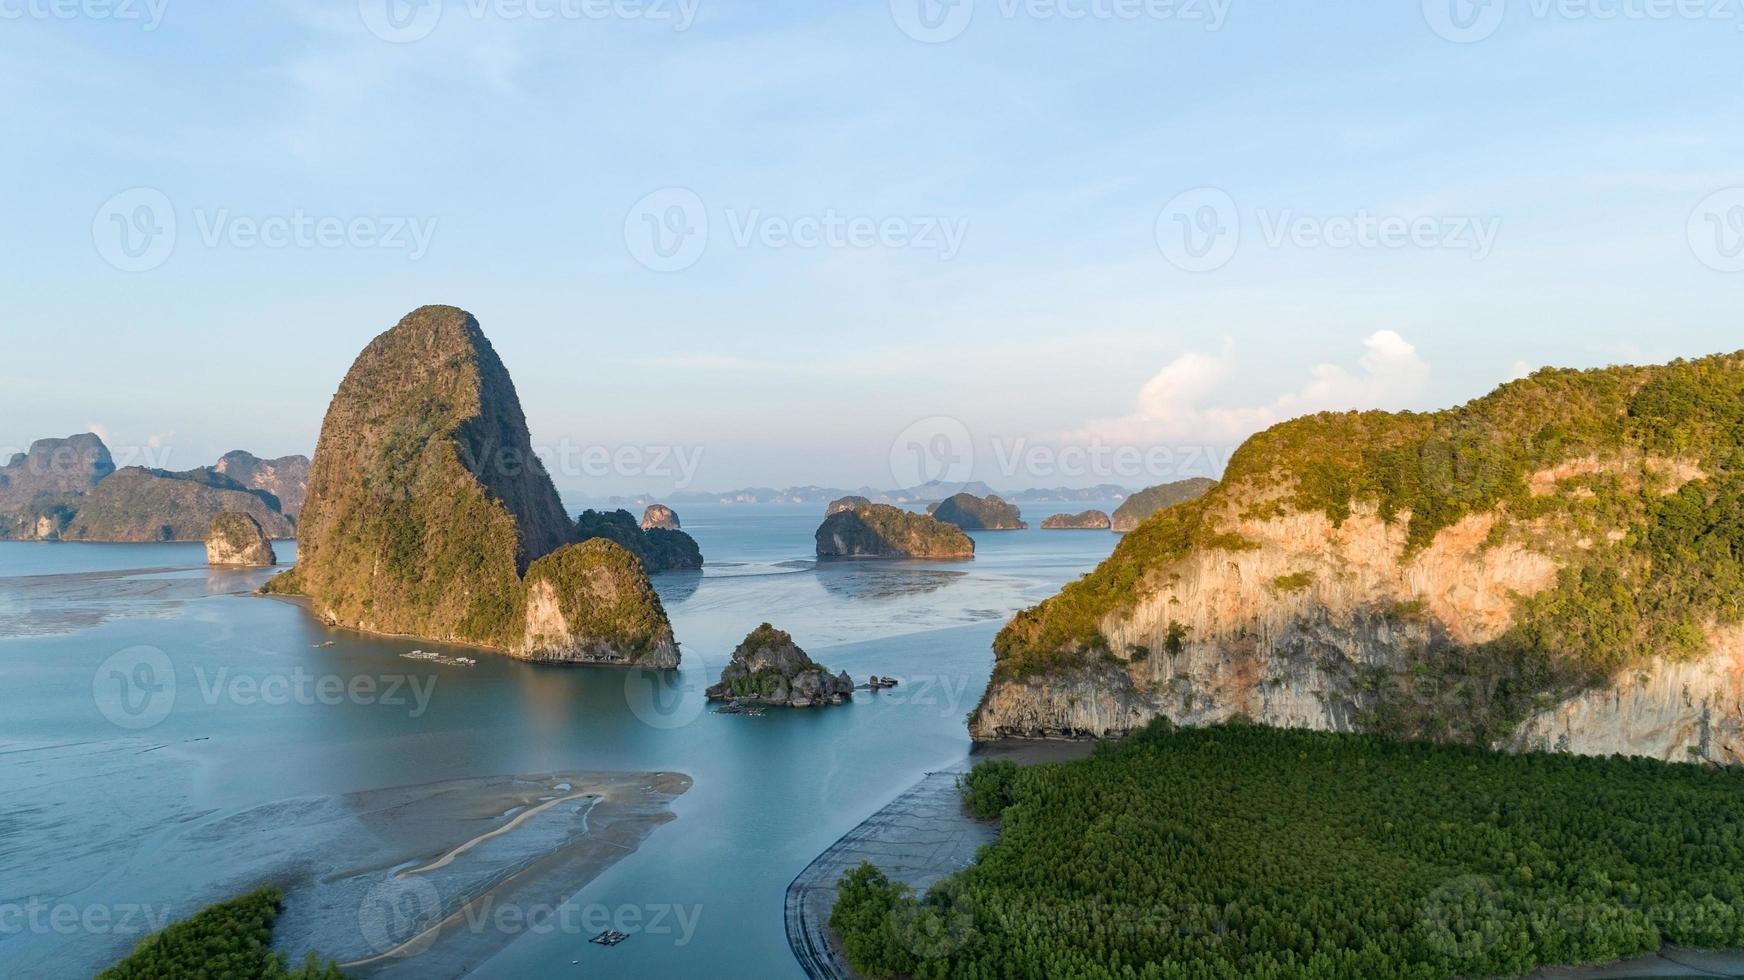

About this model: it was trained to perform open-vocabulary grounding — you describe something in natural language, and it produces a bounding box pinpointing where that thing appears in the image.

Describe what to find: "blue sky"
[3,1,1741,495]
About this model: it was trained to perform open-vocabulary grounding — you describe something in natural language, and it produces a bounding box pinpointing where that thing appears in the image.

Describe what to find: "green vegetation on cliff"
[1109,477,1217,531]
[834,720,1744,980]
[98,887,342,980]
[576,508,703,571]
[267,306,672,662]
[817,503,975,558]
[523,538,675,662]
[995,352,1744,707]
[929,492,1027,530]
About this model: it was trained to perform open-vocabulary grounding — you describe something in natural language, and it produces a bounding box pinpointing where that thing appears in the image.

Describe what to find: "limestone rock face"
[0,433,114,510]
[640,504,681,530]
[1109,478,1217,531]
[265,305,675,664]
[517,539,679,667]
[972,350,1744,766]
[928,492,1026,530]
[205,511,277,566]
[826,495,871,515]
[1041,509,1112,530]
[56,467,295,542]
[214,451,311,517]
[815,503,973,559]
[704,623,854,706]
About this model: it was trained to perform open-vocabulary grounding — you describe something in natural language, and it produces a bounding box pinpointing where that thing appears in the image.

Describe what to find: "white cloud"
[1072,331,1430,445]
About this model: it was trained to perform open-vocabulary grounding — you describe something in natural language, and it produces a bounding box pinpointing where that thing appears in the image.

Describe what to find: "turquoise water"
[0,503,1119,978]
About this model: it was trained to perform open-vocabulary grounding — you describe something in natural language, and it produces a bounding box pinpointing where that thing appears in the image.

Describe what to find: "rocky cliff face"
[973,352,1744,766]
[56,467,295,542]
[929,492,1027,530]
[267,305,675,665]
[214,451,310,517]
[705,623,854,706]
[0,434,113,510]
[205,511,277,566]
[640,504,680,530]
[1041,509,1111,530]
[816,503,974,558]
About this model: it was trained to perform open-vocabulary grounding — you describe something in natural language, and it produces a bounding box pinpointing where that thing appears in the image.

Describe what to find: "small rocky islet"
[815,501,973,559]
[705,624,854,707]
[927,491,1027,530]
[204,511,277,566]
[1040,509,1111,530]
[576,507,703,572]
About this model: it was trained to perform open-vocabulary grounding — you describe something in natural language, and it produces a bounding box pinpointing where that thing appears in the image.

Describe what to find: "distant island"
[601,481,1140,509]
[816,501,973,559]
[927,492,1027,530]
[204,512,276,566]
[1107,477,1217,531]
[0,434,302,542]
[264,305,678,668]
[576,508,704,572]
[1041,509,1111,530]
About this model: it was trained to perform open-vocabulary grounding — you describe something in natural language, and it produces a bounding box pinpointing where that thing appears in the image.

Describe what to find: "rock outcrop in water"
[928,492,1027,530]
[213,451,311,517]
[265,305,676,666]
[640,504,681,530]
[577,508,703,571]
[826,495,871,515]
[1108,478,1217,532]
[972,351,1744,766]
[205,511,277,566]
[1041,509,1111,530]
[816,503,973,559]
[705,624,853,706]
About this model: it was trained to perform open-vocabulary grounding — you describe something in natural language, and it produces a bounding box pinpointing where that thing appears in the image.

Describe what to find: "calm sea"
[0,502,1120,978]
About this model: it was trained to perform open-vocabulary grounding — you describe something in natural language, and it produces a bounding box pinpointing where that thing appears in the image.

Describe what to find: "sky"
[2,0,1741,497]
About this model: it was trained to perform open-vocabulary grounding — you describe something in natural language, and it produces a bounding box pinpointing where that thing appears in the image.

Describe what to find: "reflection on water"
[0,504,1120,979]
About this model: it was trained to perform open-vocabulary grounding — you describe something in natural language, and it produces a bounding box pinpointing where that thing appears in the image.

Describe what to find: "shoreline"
[785,740,1093,980]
